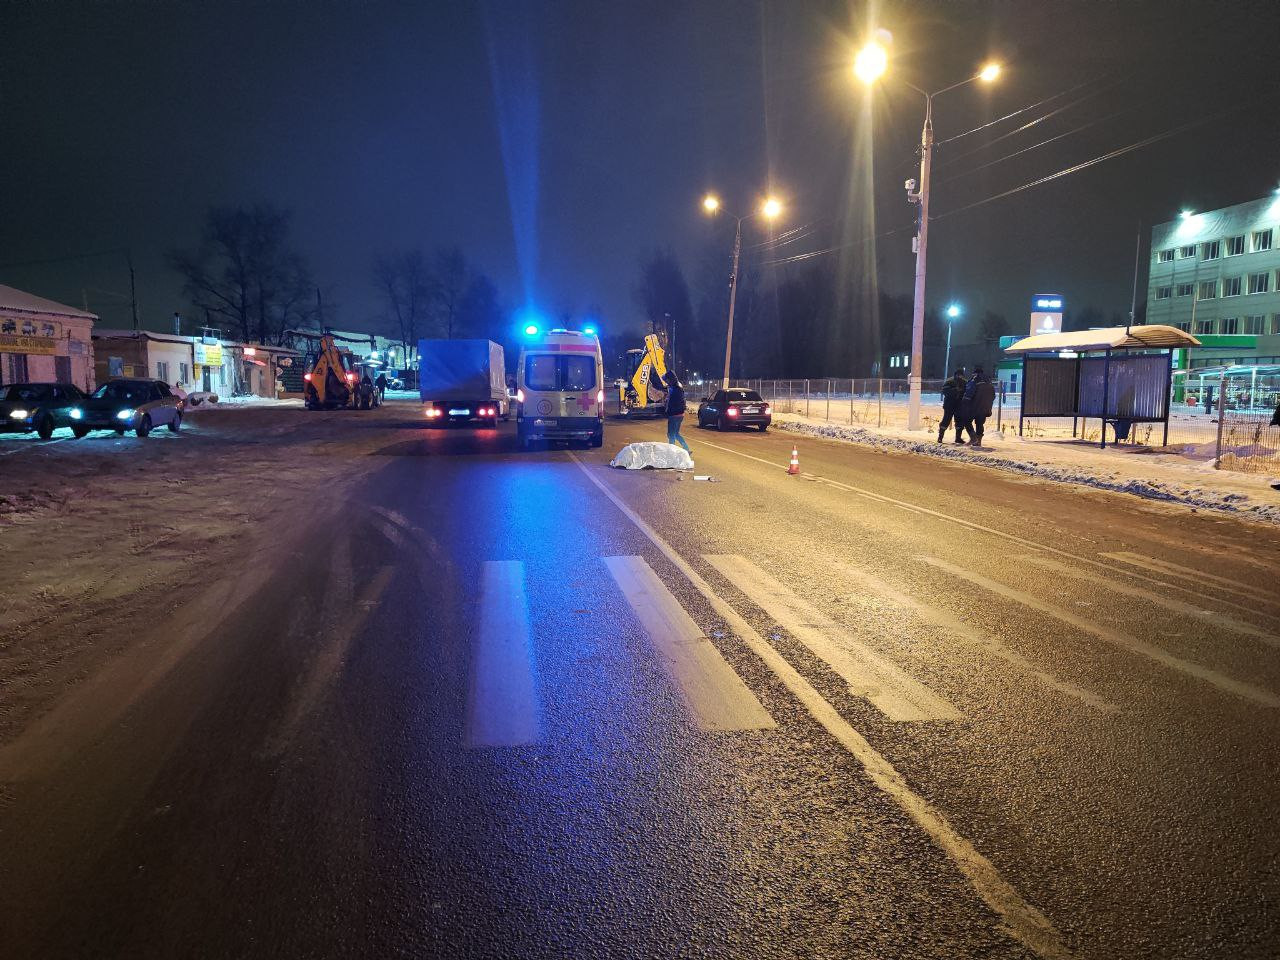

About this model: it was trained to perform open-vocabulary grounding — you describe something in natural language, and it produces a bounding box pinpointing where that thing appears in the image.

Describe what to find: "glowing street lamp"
[857,33,1002,430]
[853,41,888,84]
[702,193,785,388]
[943,303,962,376]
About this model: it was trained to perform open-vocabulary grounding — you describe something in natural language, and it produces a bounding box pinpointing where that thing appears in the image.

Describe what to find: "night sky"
[4,0,1280,346]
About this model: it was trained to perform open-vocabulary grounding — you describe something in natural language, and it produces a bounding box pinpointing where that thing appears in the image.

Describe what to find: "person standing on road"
[938,368,967,444]
[664,370,691,454]
[375,371,387,400]
[966,368,996,446]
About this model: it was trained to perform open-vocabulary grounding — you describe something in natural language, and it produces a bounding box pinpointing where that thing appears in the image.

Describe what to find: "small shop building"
[0,284,97,391]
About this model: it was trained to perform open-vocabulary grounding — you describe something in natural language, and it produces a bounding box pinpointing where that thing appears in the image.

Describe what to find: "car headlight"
[116,408,135,420]
[9,409,28,419]
[70,408,83,420]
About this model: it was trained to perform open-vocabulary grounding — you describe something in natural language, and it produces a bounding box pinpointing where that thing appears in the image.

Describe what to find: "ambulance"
[516,328,605,449]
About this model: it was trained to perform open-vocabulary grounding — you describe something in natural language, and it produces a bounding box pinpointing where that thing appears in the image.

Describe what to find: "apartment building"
[1146,191,1280,370]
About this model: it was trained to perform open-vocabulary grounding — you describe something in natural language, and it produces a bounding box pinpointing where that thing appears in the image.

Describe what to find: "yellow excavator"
[618,333,668,417]
[303,335,360,410]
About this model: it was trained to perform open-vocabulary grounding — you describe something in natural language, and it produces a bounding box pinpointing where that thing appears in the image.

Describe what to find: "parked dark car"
[71,379,184,438]
[0,382,87,439]
[697,388,772,431]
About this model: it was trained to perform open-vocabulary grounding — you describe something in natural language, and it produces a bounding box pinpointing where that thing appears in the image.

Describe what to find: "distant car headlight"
[70,408,83,419]
[116,408,135,420]
[9,409,28,419]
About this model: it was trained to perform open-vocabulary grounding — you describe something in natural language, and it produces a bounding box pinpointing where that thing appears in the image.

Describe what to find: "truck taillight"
[303,373,313,382]
[516,389,524,403]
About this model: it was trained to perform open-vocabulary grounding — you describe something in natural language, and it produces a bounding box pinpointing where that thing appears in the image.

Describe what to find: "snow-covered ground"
[773,412,1280,524]
[184,393,304,409]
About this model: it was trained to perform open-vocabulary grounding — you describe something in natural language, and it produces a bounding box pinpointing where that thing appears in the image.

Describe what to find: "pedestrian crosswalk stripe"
[829,559,1113,712]
[604,556,775,732]
[707,554,963,722]
[1101,551,1279,609]
[572,456,1073,959]
[1024,555,1279,649]
[465,561,541,748]
[921,556,1280,707]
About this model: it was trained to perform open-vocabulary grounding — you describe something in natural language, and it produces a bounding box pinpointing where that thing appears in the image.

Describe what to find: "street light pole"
[907,95,933,429]
[943,303,961,379]
[722,217,743,389]
[855,43,1000,430]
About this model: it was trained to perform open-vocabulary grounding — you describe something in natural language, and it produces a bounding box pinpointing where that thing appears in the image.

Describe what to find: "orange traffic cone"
[788,446,800,475]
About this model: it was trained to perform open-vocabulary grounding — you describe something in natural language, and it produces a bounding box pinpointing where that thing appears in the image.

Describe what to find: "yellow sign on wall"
[0,334,57,355]
[194,342,223,365]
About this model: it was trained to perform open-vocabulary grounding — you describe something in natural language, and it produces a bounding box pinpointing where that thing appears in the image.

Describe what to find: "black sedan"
[696,388,772,431]
[0,382,87,439]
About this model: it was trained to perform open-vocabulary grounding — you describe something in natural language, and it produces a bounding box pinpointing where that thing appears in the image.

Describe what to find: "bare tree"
[168,203,312,343]
[432,246,470,339]
[373,249,433,357]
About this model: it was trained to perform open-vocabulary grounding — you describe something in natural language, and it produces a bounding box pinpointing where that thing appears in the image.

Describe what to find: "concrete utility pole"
[906,97,933,430]
[722,219,742,389]
[127,250,139,331]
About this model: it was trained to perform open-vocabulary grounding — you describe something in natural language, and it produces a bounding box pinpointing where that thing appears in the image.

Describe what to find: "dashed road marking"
[465,561,541,748]
[572,455,1074,959]
[1023,555,1279,649]
[921,556,1280,707]
[829,559,1114,711]
[604,555,775,731]
[708,554,962,722]
[1100,551,1279,609]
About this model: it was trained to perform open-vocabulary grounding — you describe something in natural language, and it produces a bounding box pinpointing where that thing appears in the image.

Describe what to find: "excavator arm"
[303,335,355,409]
[629,334,667,408]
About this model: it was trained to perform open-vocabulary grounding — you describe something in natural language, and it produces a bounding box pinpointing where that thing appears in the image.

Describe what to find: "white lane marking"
[707,554,961,722]
[604,556,775,731]
[569,455,1073,959]
[920,556,1280,707]
[829,559,1113,712]
[695,437,1274,620]
[1023,555,1279,649]
[1100,551,1279,608]
[465,561,541,748]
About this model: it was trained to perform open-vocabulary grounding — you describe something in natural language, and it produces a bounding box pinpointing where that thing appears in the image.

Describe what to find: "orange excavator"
[303,335,360,410]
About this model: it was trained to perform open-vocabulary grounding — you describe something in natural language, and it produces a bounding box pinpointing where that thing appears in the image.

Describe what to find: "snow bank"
[186,395,303,410]
[610,441,694,470]
[774,414,1280,524]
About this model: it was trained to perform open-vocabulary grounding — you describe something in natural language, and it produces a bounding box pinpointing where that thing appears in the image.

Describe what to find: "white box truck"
[418,339,507,426]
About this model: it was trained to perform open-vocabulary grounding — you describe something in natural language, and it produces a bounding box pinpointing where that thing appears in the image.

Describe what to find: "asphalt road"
[2,402,1279,959]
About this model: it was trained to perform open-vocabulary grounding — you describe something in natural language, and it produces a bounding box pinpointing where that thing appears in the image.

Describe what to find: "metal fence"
[729,377,1280,475]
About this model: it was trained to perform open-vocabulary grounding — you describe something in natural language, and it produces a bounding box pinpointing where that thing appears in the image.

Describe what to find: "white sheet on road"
[609,441,694,470]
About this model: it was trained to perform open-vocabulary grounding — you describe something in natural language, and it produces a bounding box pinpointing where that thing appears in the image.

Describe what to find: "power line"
[934,75,1111,147]
[0,247,128,271]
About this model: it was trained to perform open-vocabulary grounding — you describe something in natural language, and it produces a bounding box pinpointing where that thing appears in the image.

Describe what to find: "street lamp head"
[853,41,888,84]
[946,303,961,319]
[761,197,782,220]
[702,194,720,214]
[978,62,1001,83]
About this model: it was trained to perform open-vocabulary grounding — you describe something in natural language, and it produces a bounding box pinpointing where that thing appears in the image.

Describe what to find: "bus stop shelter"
[1004,325,1201,448]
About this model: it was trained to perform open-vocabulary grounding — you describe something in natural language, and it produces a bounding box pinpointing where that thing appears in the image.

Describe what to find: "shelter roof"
[1004,325,1200,355]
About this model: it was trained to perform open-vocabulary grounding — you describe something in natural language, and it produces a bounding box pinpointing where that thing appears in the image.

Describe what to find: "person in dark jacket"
[938,368,967,443]
[664,370,691,454]
[375,371,388,399]
[965,368,996,446]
